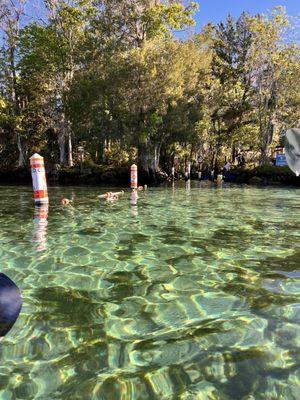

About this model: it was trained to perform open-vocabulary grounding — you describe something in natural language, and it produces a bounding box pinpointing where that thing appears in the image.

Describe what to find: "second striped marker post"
[131,164,138,190]
[30,154,49,205]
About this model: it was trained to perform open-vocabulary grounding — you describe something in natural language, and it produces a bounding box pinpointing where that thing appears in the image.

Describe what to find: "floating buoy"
[0,273,22,338]
[30,154,48,205]
[131,164,138,189]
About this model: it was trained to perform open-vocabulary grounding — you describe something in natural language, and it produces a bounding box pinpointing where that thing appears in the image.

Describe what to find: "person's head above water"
[61,198,71,205]
[285,128,300,176]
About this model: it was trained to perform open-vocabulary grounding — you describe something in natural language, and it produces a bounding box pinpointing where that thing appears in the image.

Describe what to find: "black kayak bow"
[0,273,22,338]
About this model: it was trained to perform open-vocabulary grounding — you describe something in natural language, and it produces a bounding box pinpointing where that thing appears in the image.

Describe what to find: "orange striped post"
[130,164,138,189]
[30,154,49,204]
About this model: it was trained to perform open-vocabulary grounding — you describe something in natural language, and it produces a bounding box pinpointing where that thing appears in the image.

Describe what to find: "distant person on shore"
[222,161,236,182]
[223,162,231,177]
[223,162,231,173]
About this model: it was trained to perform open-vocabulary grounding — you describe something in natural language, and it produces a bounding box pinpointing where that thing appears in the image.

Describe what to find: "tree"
[0,0,27,167]
[209,13,255,166]
[42,0,92,165]
[249,7,290,165]
[68,0,199,177]
[91,0,198,49]
[1,2,300,176]
[68,37,204,178]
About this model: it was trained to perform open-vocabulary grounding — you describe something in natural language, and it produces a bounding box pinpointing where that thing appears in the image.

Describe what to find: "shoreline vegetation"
[1,2,300,185]
[0,165,299,187]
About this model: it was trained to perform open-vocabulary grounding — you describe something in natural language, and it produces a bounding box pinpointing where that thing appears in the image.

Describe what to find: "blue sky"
[25,0,300,26]
[194,0,299,29]
[23,0,300,33]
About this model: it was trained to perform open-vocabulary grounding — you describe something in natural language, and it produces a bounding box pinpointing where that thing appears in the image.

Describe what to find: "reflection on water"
[33,205,48,252]
[185,179,191,192]
[0,183,299,399]
[130,190,139,216]
[130,190,139,205]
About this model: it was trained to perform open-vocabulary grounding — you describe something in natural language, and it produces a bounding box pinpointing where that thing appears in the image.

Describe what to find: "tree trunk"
[231,145,237,164]
[59,132,66,164]
[58,112,72,165]
[260,123,274,165]
[16,132,26,168]
[138,141,161,182]
[102,139,107,164]
[9,41,26,168]
[211,142,221,178]
[67,130,73,167]
[211,151,217,171]
[259,77,277,165]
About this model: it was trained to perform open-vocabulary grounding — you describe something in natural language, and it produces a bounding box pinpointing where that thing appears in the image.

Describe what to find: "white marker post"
[30,154,49,205]
[185,162,191,181]
[131,164,138,189]
[187,162,191,180]
[171,166,175,181]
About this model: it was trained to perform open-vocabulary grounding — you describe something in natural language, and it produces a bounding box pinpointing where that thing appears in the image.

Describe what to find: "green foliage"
[91,0,198,49]
[253,165,292,177]
[0,2,300,177]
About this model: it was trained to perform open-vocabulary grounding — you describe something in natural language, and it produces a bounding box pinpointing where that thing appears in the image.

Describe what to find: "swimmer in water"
[137,185,148,191]
[98,191,124,201]
[214,174,223,184]
[107,192,119,201]
[61,198,71,205]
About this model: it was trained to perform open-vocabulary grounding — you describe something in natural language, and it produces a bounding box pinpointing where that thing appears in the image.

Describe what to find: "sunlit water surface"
[0,183,299,400]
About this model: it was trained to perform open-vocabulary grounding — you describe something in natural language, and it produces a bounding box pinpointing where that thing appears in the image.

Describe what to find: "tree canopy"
[0,1,299,177]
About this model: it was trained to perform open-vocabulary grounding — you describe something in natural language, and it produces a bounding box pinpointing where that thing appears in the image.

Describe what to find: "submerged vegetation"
[0,1,300,181]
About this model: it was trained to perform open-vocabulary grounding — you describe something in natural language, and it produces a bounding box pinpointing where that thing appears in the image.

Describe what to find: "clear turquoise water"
[0,183,299,400]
